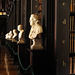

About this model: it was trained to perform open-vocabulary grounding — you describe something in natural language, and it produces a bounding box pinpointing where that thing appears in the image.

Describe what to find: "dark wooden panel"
[2,0,5,11]
[31,0,38,14]
[25,0,31,48]
[56,0,70,75]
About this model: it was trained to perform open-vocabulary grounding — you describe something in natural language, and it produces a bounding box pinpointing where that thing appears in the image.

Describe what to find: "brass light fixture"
[3,12,7,15]
[0,12,7,15]
[0,12,2,15]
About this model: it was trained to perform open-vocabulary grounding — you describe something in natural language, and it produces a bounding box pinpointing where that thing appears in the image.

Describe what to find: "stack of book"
[70,0,75,12]
[38,0,42,21]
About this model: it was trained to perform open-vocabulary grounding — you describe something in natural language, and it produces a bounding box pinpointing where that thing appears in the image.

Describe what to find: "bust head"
[29,14,43,39]
[12,29,17,39]
[5,33,9,39]
[13,29,17,34]
[29,14,39,26]
[17,24,25,44]
[17,24,23,31]
[8,31,13,39]
[9,31,13,34]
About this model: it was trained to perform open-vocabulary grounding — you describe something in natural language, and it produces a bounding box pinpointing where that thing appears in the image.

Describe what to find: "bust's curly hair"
[30,14,41,25]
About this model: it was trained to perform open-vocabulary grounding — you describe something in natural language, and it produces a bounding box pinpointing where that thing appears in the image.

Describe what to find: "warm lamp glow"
[3,12,7,15]
[0,12,2,15]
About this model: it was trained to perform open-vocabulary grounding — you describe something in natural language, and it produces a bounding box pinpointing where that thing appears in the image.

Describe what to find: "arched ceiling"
[0,0,15,26]
[0,0,15,15]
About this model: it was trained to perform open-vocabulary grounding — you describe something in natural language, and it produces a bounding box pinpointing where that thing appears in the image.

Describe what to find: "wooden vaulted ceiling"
[0,0,10,11]
[0,0,14,24]
[0,0,14,34]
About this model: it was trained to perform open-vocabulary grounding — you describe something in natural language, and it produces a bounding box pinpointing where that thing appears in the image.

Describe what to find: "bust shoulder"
[36,24,43,35]
[20,30,24,33]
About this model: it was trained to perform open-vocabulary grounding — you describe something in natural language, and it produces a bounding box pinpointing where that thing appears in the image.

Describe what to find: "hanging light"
[3,12,7,15]
[0,12,2,15]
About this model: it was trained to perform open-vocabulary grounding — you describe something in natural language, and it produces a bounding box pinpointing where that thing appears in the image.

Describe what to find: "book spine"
[73,0,74,12]
[70,0,73,12]
[69,57,72,74]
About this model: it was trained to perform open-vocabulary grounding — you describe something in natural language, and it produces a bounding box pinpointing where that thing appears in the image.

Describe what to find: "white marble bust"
[12,29,17,42]
[17,24,25,44]
[8,31,13,40]
[29,14,43,50]
[5,33,9,40]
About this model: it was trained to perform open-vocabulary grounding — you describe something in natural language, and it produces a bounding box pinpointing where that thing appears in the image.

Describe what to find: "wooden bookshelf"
[70,12,75,16]
[70,0,75,12]
[38,0,42,4]
[38,0,42,21]
[69,0,75,74]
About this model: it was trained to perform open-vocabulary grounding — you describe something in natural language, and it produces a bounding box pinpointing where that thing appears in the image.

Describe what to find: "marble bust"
[29,14,43,50]
[12,29,18,42]
[17,24,25,44]
[5,33,9,40]
[8,31,13,40]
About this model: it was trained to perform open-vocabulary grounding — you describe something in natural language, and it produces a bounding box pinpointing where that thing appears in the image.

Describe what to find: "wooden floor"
[0,45,19,75]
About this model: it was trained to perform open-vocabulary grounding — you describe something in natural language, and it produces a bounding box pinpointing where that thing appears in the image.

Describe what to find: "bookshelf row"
[70,16,75,32]
[70,33,75,53]
[69,57,75,74]
[70,0,75,12]
[69,1,75,73]
[70,12,75,16]
[38,0,42,21]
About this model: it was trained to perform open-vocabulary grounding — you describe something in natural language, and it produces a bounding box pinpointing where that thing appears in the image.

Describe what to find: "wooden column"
[19,0,21,24]
[2,0,5,11]
[31,0,38,14]
[0,0,2,10]
[16,0,21,25]
[25,0,31,48]
[21,0,25,25]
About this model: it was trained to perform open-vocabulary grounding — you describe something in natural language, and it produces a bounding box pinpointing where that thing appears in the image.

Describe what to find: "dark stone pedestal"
[12,42,18,65]
[29,50,48,75]
[18,44,30,74]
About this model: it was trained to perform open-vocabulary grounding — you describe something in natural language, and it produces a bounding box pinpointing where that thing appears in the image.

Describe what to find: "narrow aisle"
[0,46,19,75]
